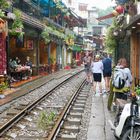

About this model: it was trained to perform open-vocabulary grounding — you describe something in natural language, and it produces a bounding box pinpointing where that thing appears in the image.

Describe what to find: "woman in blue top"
[102,53,112,93]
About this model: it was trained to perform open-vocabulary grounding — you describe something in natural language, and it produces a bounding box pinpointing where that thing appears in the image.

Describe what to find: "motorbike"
[109,92,140,140]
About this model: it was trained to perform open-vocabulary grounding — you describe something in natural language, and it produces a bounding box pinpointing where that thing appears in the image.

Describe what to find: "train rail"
[0,70,85,139]
[48,80,88,140]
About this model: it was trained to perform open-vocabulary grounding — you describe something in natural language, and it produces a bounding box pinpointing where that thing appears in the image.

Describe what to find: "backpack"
[112,68,126,89]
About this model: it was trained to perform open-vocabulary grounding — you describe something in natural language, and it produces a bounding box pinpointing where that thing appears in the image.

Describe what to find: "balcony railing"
[12,0,65,31]
[13,1,43,20]
[21,12,45,29]
[43,17,65,31]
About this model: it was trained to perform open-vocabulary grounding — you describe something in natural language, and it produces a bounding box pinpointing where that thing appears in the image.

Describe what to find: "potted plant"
[49,56,56,72]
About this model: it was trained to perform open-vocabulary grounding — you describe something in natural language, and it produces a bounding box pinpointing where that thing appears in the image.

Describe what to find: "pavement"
[87,80,116,140]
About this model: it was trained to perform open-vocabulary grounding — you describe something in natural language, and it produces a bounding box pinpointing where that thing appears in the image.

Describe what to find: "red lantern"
[115,5,124,14]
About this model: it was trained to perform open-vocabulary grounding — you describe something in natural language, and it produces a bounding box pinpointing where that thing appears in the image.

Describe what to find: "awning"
[31,0,67,16]
[72,45,82,52]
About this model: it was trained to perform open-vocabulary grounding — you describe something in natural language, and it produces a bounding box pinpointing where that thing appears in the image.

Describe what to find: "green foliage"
[55,0,68,14]
[10,9,24,37]
[0,0,11,9]
[135,86,140,95]
[105,18,119,53]
[41,26,65,44]
[0,9,5,18]
[49,56,56,64]
[65,34,75,46]
[0,0,11,18]
[37,111,56,131]
[0,81,9,93]
[41,29,50,44]
[47,112,55,122]
[37,111,48,130]
[105,26,117,48]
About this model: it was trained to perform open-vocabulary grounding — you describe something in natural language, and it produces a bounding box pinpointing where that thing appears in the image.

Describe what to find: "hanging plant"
[41,28,51,44]
[0,9,5,18]
[105,18,118,54]
[53,29,65,39]
[9,9,24,37]
[0,0,11,9]
[0,0,11,19]
[65,34,75,46]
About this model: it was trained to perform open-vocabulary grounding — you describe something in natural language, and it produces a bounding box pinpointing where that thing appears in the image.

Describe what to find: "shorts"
[115,92,127,100]
[103,72,111,77]
[93,73,102,82]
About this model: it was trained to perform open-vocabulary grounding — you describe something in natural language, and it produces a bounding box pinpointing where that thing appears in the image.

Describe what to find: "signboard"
[27,40,33,50]
[0,33,7,75]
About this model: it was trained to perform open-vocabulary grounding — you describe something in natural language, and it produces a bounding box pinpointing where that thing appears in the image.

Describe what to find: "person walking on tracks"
[83,51,92,84]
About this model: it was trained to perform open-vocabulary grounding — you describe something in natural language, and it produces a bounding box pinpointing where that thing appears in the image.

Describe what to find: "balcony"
[21,11,45,29]
[12,0,65,30]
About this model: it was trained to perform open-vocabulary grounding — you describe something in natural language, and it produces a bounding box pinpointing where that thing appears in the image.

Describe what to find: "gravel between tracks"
[77,85,92,140]
[77,83,116,140]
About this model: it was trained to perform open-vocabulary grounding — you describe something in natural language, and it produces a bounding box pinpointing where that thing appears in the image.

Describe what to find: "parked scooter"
[109,92,140,140]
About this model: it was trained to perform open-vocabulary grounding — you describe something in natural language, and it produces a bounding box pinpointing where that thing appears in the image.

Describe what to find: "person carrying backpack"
[112,58,132,101]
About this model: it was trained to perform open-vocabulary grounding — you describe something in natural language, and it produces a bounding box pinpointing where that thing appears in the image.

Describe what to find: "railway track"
[48,80,89,140]
[0,70,86,139]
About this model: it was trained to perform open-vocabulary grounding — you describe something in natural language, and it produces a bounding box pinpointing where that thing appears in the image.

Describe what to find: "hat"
[95,55,100,59]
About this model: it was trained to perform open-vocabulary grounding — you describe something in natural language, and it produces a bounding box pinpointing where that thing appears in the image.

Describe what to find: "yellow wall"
[50,42,57,64]
[39,40,48,64]
[9,36,37,65]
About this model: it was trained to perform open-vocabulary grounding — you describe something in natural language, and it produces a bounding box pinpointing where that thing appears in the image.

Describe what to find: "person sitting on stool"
[25,56,32,78]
